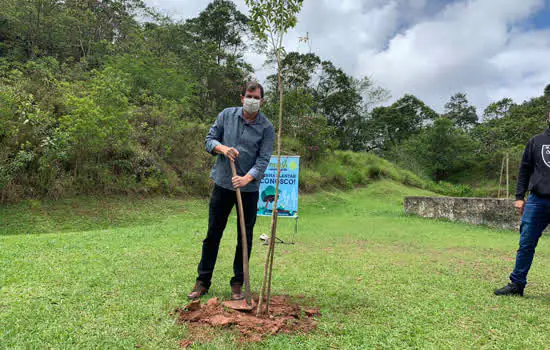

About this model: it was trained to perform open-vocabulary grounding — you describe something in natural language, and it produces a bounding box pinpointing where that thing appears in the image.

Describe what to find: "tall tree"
[263,51,389,151]
[355,76,392,113]
[64,0,145,61]
[471,92,548,180]
[182,1,252,114]
[245,0,304,316]
[2,0,67,59]
[186,0,249,65]
[367,94,438,151]
[0,10,11,56]
[402,118,478,181]
[314,61,362,149]
[1,0,145,61]
[444,92,478,129]
[315,61,360,129]
[266,51,321,91]
[483,98,514,120]
[138,3,253,118]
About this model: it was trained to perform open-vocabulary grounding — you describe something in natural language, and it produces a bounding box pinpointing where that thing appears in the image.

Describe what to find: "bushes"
[298,151,407,192]
[424,182,474,197]
[294,114,338,161]
[298,151,474,197]
[0,59,215,203]
[0,80,59,202]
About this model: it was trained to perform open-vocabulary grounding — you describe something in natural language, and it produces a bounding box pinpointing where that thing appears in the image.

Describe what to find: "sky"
[144,0,550,113]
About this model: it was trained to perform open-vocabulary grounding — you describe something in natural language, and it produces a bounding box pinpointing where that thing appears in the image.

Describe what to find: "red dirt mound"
[175,295,320,347]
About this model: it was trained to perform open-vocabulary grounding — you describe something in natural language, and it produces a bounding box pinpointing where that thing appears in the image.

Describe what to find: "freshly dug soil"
[175,295,320,347]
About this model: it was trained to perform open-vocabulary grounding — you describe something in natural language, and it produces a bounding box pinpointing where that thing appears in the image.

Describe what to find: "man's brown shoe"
[231,284,245,300]
[187,281,208,300]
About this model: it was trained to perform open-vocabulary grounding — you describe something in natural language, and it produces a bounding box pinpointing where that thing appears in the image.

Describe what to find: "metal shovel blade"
[222,299,256,312]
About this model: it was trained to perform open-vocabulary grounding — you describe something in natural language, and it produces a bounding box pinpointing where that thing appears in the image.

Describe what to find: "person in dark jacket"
[495,107,550,296]
[187,81,275,300]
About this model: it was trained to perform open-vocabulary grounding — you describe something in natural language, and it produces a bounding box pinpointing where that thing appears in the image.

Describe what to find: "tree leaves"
[444,92,478,129]
[245,0,304,43]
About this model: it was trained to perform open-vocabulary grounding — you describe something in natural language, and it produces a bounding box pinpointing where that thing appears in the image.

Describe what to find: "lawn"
[2,180,550,349]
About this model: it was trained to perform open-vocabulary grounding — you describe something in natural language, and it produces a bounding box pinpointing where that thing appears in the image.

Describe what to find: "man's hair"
[241,81,264,99]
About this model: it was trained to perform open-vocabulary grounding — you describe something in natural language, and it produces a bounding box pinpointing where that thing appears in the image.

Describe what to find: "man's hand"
[514,200,525,215]
[232,174,254,188]
[216,145,240,161]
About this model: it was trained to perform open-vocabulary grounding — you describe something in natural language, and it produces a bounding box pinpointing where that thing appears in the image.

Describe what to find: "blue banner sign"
[257,156,300,218]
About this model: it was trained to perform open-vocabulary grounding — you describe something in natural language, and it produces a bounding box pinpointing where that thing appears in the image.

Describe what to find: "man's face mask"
[243,98,261,114]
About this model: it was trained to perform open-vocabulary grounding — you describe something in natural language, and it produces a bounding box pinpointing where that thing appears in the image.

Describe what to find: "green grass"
[2,180,550,349]
[0,195,208,236]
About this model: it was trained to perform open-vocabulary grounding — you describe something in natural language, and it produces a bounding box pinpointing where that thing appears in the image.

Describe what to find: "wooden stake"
[498,156,505,198]
[506,152,510,199]
[257,232,272,316]
[265,210,278,314]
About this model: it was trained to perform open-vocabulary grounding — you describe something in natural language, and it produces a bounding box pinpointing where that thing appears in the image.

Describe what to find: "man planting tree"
[188,81,275,300]
[495,85,550,296]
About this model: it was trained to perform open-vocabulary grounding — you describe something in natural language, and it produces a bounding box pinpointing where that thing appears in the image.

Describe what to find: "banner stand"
[272,216,298,245]
[259,216,298,245]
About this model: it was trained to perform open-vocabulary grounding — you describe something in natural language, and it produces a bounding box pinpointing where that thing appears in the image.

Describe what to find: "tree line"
[1,0,549,203]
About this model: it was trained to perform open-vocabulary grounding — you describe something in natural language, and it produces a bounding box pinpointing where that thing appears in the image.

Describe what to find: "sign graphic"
[257,156,299,218]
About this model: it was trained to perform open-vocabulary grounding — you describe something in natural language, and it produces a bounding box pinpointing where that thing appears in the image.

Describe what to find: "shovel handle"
[230,160,252,305]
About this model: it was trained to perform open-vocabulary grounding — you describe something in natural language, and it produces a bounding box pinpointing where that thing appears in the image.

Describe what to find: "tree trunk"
[257,45,284,316]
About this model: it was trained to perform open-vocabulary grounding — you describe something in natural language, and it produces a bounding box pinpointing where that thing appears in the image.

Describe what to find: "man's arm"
[248,124,275,181]
[232,124,275,189]
[205,112,224,155]
[515,139,535,201]
[205,111,239,160]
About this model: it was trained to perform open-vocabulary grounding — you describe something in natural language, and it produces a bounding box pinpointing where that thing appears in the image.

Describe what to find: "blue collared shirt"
[205,107,275,192]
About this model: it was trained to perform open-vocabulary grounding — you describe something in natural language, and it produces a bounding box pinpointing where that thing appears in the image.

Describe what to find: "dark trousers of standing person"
[196,185,259,289]
[510,194,550,286]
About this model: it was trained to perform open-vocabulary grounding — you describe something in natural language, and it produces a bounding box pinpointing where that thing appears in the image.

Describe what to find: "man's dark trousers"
[197,185,259,289]
[510,194,550,286]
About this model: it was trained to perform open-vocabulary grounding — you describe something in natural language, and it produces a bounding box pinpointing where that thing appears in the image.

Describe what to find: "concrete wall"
[404,196,523,231]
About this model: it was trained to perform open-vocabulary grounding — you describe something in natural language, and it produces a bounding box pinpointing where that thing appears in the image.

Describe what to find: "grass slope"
[1,181,549,349]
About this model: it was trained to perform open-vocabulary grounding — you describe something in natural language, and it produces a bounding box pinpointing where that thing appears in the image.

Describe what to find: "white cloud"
[358,0,548,111]
[487,28,550,105]
[144,0,550,112]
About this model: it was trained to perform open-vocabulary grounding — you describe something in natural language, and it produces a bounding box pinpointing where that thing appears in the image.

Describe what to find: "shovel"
[228,159,253,310]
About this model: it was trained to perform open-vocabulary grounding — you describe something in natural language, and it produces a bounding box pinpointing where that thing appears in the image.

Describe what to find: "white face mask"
[243,98,261,114]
